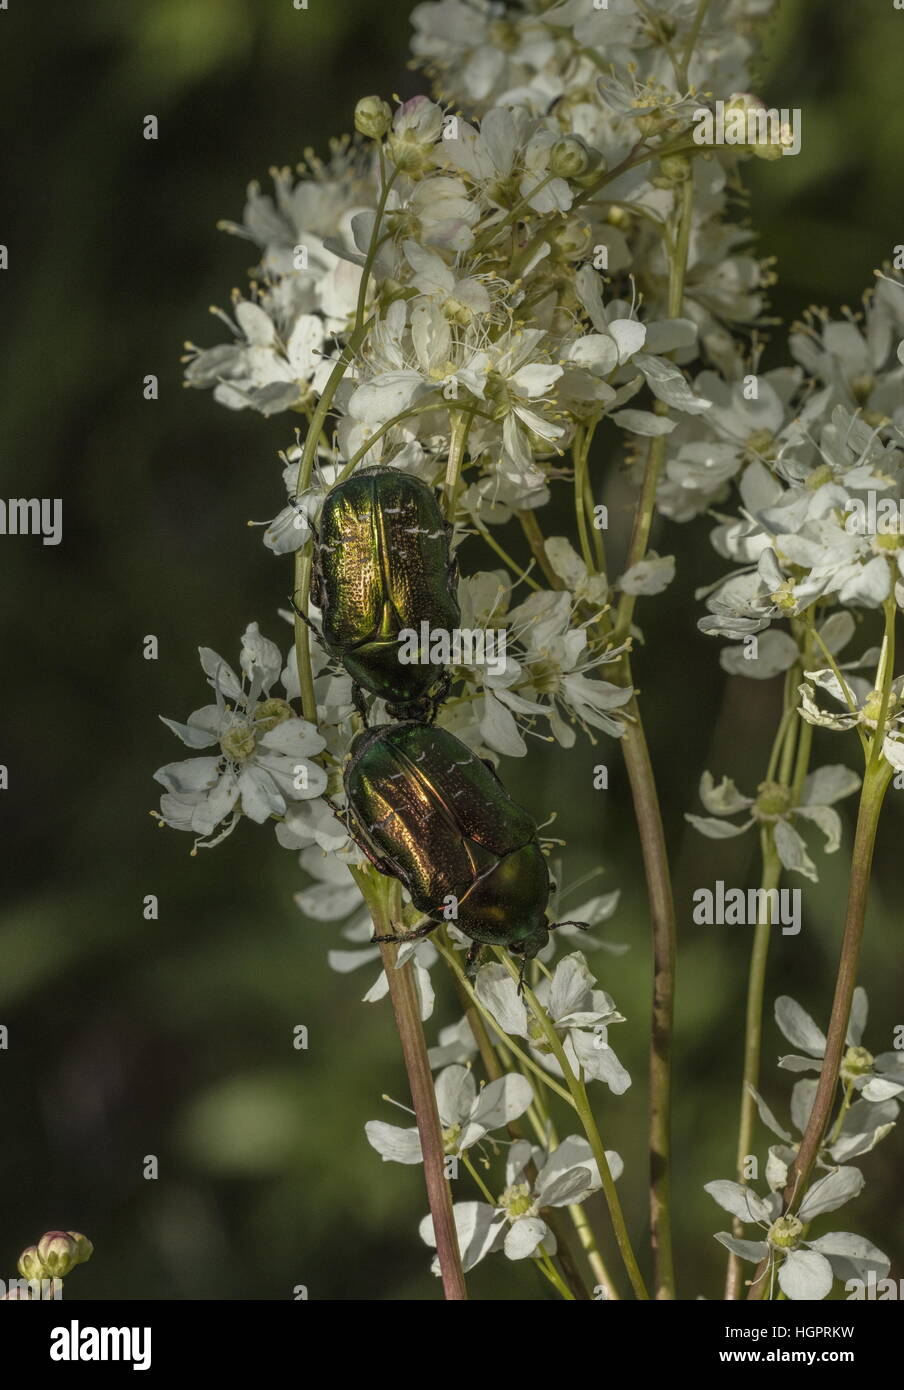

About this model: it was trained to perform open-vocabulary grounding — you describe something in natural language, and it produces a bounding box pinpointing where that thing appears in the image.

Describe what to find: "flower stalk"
[610,169,695,1301]
[497,953,650,1300]
[746,594,897,1300]
[358,874,468,1300]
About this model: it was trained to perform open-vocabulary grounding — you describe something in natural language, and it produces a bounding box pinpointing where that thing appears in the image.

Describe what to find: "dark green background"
[0,0,901,1300]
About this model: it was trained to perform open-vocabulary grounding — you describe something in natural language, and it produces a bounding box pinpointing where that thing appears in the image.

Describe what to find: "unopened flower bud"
[65,1232,94,1268]
[354,96,392,140]
[659,153,692,184]
[549,135,592,180]
[726,92,766,119]
[36,1231,81,1278]
[635,110,677,137]
[17,1245,44,1282]
[751,139,785,163]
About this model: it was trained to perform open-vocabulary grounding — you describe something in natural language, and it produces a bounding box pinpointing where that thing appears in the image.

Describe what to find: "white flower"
[418,1134,619,1272]
[494,587,632,747]
[402,241,491,324]
[185,298,330,417]
[389,174,480,253]
[481,328,565,486]
[705,1169,882,1300]
[799,667,904,758]
[366,1064,533,1164]
[154,624,327,850]
[773,992,904,1110]
[791,300,904,424]
[685,764,861,883]
[475,952,631,1093]
[387,95,446,175]
[346,297,489,431]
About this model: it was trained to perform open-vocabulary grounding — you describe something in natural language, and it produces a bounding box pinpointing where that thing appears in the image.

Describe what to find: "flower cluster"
[704,990,898,1299]
[367,951,628,1277]
[165,0,806,874]
[689,278,904,678]
[161,0,900,1303]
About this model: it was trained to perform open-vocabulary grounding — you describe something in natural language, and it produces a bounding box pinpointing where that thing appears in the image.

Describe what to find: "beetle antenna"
[550,920,590,933]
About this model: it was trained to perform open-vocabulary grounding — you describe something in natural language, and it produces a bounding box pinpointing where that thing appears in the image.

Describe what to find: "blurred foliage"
[0,0,901,1301]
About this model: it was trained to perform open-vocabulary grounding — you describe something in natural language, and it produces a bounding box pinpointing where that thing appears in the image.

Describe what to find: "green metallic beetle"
[340,721,587,983]
[310,465,460,720]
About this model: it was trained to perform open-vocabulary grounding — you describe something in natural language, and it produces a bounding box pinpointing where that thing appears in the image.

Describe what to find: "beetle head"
[507,922,550,962]
[509,918,590,993]
[507,919,552,993]
[385,697,431,721]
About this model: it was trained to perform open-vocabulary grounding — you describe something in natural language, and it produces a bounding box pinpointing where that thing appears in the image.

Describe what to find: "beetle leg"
[323,796,394,876]
[352,682,370,726]
[349,825,396,878]
[446,540,460,588]
[465,940,483,974]
[427,671,452,724]
[288,593,322,640]
[481,756,505,786]
[370,918,440,946]
[323,792,354,821]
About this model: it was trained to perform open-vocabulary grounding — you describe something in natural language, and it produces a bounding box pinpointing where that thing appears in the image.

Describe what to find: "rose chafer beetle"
[310,465,459,721]
[340,721,586,983]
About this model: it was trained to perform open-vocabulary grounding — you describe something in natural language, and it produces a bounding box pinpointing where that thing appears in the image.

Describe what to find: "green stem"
[611,176,694,649]
[608,174,694,1300]
[726,629,817,1298]
[538,1251,577,1300]
[573,423,598,573]
[332,396,446,485]
[497,954,650,1300]
[618,700,675,1299]
[828,1080,855,1147]
[451,974,592,1300]
[724,827,782,1300]
[568,1202,618,1298]
[472,175,557,257]
[435,941,577,1106]
[584,470,607,575]
[868,590,898,770]
[517,510,565,590]
[444,411,473,518]
[811,626,869,757]
[472,520,542,592]
[676,0,712,89]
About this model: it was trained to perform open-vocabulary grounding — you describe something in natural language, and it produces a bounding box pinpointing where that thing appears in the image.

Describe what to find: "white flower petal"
[797,1166,865,1222]
[778,1249,833,1301]
[774,996,826,1056]
[364,1120,423,1164]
